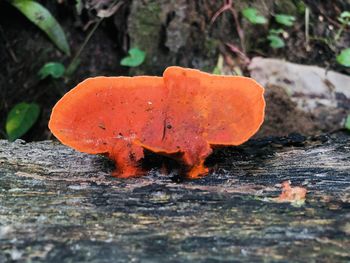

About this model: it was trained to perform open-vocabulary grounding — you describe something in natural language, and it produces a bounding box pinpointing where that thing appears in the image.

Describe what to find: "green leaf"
[212,54,224,75]
[242,8,267,25]
[338,11,350,25]
[267,35,285,49]
[345,114,350,130]
[336,48,350,67]
[212,66,221,75]
[120,48,146,67]
[75,0,83,15]
[65,58,81,76]
[296,1,306,14]
[11,0,70,55]
[269,28,284,35]
[6,103,40,141]
[38,62,65,79]
[340,11,350,18]
[275,14,296,27]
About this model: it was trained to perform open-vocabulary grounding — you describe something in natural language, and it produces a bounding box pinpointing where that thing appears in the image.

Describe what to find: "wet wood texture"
[0,133,349,262]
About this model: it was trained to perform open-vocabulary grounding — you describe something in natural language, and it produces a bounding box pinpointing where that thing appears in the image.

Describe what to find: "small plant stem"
[305,6,310,51]
[230,4,245,53]
[335,25,345,41]
[66,18,103,75]
[225,43,250,65]
[309,36,336,52]
[211,0,246,53]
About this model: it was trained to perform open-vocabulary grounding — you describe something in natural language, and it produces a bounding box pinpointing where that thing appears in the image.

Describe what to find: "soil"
[256,85,317,137]
[1,0,350,141]
[0,1,129,141]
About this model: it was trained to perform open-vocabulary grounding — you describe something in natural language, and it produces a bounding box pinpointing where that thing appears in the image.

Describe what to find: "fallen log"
[0,133,349,262]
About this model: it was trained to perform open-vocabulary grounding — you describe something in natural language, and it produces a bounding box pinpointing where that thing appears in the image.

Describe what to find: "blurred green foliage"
[212,54,224,75]
[11,0,70,55]
[338,11,350,25]
[38,62,65,79]
[335,11,350,41]
[337,48,350,67]
[242,8,267,24]
[275,14,296,27]
[345,115,350,130]
[120,48,146,67]
[6,103,40,141]
[267,34,285,49]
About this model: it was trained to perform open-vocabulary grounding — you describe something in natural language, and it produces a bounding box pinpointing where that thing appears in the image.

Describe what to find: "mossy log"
[0,133,349,262]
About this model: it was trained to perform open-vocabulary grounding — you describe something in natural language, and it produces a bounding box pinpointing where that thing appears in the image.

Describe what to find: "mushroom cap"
[49,76,165,155]
[165,66,265,146]
[140,66,265,166]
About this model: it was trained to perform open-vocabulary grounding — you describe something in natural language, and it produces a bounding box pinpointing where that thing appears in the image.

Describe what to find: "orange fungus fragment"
[275,181,307,203]
[49,66,265,179]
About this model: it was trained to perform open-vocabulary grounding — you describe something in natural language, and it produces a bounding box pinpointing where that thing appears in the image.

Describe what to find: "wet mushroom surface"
[49,67,265,179]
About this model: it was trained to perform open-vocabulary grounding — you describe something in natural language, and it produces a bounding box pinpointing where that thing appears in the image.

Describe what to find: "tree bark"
[0,134,349,262]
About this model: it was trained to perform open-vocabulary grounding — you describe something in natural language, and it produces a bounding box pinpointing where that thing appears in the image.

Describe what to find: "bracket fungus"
[49,66,265,179]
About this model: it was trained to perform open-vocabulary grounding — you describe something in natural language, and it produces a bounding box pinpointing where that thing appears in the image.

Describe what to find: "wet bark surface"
[0,133,349,262]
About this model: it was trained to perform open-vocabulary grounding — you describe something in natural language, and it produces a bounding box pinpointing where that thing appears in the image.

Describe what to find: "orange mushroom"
[49,66,265,179]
